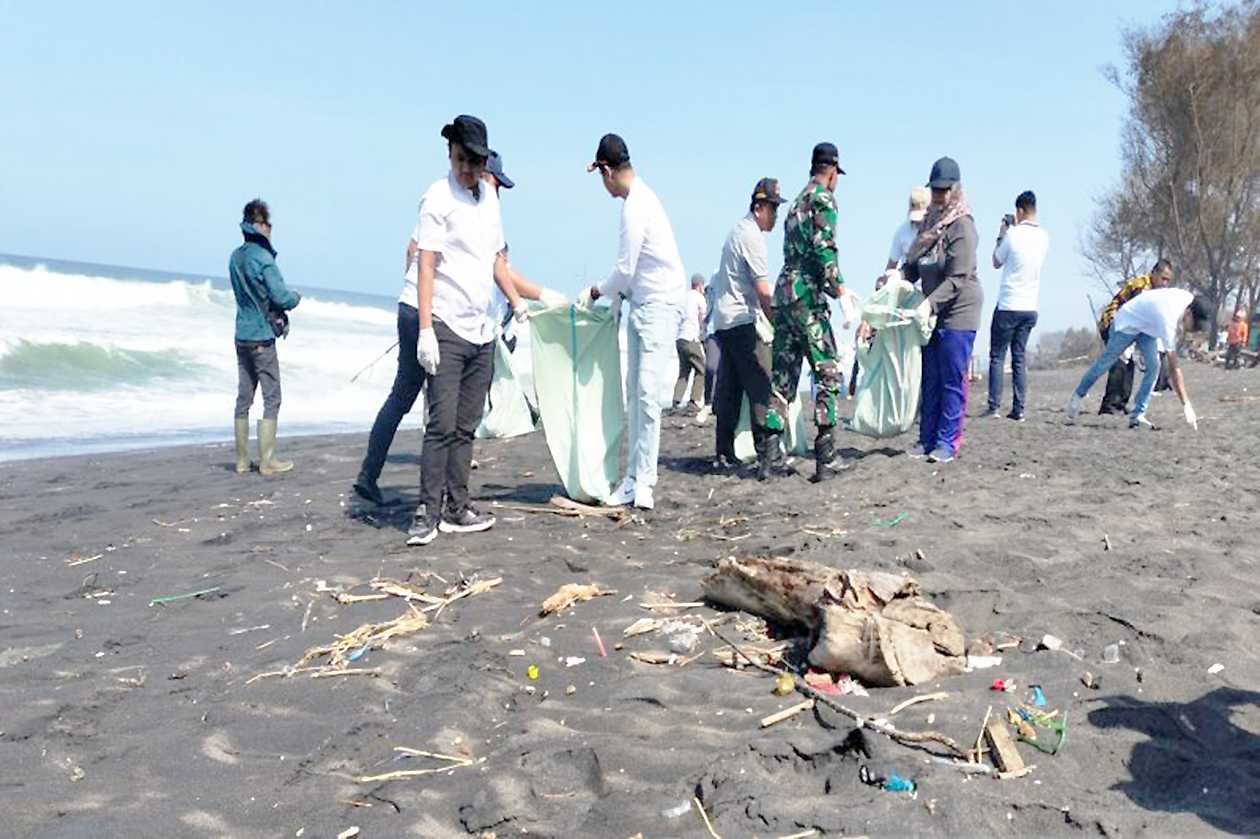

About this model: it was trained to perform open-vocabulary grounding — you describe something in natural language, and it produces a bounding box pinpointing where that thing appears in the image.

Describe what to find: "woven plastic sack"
[848,277,933,438]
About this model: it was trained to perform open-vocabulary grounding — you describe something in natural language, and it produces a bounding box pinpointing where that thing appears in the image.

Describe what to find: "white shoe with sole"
[607,477,635,507]
[1065,393,1083,423]
[633,485,654,510]
[694,405,712,426]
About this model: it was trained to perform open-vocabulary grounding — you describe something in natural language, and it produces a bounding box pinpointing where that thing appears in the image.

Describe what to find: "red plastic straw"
[592,626,607,657]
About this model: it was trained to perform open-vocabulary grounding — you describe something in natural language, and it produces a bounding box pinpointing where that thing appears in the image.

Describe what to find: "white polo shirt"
[712,213,770,331]
[888,219,918,266]
[994,221,1050,311]
[598,177,685,307]
[1115,287,1193,349]
[678,287,706,342]
[409,172,506,345]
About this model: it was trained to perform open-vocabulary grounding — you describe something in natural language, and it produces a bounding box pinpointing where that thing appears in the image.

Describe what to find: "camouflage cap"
[751,177,787,205]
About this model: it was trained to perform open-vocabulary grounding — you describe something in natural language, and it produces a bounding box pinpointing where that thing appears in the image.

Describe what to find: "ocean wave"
[0,340,214,391]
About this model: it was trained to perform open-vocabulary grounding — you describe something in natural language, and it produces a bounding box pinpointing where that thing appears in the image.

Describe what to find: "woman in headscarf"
[901,157,983,463]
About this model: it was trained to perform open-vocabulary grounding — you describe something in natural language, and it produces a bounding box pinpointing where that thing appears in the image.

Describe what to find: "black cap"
[440,115,490,158]
[811,142,846,174]
[751,177,787,205]
[927,156,961,189]
[486,151,514,189]
[587,133,630,172]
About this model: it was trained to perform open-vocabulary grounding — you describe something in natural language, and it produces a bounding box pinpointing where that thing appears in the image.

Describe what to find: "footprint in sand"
[200,731,240,764]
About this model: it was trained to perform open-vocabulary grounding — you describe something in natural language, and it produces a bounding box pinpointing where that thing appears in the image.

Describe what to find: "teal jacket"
[229,222,301,342]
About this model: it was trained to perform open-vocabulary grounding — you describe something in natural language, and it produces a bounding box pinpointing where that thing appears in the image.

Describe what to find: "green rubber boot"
[234,418,252,474]
[257,418,294,475]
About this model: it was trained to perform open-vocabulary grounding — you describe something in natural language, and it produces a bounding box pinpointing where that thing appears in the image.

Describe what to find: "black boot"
[757,432,783,482]
[811,427,847,483]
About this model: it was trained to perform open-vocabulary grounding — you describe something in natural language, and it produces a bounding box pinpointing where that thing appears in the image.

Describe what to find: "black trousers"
[713,323,772,460]
[703,335,721,405]
[235,340,281,419]
[359,303,425,483]
[418,319,494,517]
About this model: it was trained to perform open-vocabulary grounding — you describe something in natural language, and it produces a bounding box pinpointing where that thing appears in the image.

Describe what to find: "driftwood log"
[701,556,966,687]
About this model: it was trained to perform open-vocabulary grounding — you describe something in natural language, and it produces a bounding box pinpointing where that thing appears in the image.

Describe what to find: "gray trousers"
[235,341,281,419]
[673,339,705,405]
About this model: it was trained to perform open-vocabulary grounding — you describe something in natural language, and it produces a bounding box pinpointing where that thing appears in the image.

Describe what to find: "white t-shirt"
[1114,287,1193,349]
[598,178,685,307]
[411,172,506,345]
[712,214,769,331]
[678,287,706,342]
[399,220,422,307]
[888,220,918,266]
[994,221,1050,311]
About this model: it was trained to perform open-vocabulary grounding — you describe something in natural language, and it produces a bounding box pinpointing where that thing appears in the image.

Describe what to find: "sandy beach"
[3,365,1259,838]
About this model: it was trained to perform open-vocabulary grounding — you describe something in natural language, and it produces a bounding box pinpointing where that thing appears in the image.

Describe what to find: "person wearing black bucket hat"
[766,142,848,483]
[579,132,687,511]
[900,156,983,464]
[390,115,528,547]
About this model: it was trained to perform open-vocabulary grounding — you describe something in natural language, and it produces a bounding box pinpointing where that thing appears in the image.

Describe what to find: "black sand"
[2,367,1259,838]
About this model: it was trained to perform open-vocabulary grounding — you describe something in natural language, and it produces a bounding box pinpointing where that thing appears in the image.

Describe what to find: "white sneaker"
[633,485,654,510]
[1065,393,1083,423]
[607,477,635,506]
[1129,414,1156,431]
[694,405,712,426]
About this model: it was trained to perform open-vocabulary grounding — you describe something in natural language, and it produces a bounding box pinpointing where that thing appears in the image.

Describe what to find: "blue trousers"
[1074,329,1160,421]
[920,328,976,456]
[987,309,1037,414]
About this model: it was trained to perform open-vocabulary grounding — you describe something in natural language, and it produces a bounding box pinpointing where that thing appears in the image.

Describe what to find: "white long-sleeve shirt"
[598,177,685,307]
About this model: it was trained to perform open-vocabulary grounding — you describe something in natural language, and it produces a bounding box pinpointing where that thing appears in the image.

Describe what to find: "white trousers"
[624,300,676,488]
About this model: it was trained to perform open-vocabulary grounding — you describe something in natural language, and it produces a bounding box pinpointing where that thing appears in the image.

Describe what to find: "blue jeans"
[920,328,977,456]
[358,303,425,484]
[987,309,1037,414]
[1074,330,1160,421]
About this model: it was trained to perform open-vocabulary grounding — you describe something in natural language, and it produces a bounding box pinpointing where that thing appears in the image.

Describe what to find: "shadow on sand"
[1087,687,1260,835]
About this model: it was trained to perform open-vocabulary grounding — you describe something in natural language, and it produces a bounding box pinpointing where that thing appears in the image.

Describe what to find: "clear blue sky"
[1,1,1182,343]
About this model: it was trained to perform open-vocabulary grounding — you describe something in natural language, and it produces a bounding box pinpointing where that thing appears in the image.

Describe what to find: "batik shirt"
[1098,274,1152,335]
[772,183,843,311]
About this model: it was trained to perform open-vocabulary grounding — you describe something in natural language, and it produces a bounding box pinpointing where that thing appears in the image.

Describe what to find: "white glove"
[538,288,567,307]
[576,287,595,308]
[417,327,440,376]
[513,301,530,323]
[1183,401,1198,430]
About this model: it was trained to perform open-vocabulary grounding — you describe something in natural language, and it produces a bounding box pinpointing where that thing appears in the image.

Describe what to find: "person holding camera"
[229,198,302,476]
[983,190,1049,421]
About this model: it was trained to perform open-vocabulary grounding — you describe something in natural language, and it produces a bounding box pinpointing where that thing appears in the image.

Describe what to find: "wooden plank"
[984,719,1025,773]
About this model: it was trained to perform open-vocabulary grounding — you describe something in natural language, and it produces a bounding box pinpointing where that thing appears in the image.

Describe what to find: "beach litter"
[149,586,223,607]
[873,511,908,528]
[592,626,607,657]
[661,801,691,819]
[250,575,500,683]
[539,582,616,616]
[1102,643,1121,664]
[1208,662,1224,675]
[354,747,477,783]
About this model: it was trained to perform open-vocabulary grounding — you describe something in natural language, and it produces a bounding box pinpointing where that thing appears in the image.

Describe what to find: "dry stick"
[349,341,399,383]
[887,691,950,717]
[760,699,815,728]
[973,704,993,764]
[694,796,721,839]
[777,832,819,839]
[310,668,381,679]
[708,623,965,758]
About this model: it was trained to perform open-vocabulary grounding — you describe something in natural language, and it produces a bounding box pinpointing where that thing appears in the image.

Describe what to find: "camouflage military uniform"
[767,183,843,432]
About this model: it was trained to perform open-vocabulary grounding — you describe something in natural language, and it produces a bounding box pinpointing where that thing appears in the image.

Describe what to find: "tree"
[1085,1,1260,347]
